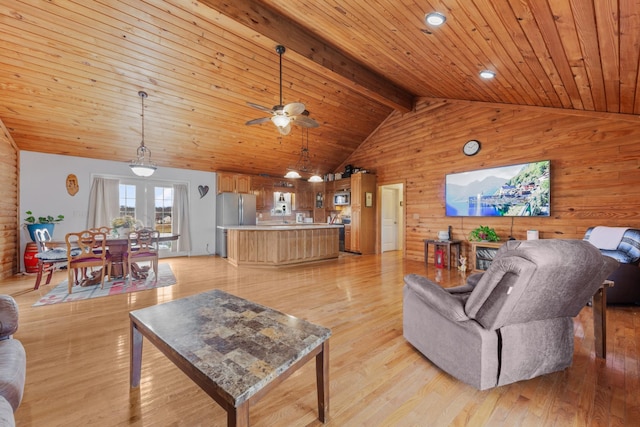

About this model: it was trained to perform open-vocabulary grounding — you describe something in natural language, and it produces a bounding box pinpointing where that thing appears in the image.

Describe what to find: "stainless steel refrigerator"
[216,192,257,257]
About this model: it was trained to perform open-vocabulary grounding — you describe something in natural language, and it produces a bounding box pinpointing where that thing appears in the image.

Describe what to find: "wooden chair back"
[89,226,112,235]
[65,230,111,293]
[126,228,159,282]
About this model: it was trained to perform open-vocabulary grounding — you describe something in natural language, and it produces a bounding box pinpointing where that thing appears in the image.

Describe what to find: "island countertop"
[224,224,340,267]
[217,224,343,230]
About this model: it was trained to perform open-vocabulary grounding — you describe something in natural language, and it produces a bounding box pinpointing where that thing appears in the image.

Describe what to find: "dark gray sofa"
[0,295,26,427]
[403,239,618,390]
[584,227,640,304]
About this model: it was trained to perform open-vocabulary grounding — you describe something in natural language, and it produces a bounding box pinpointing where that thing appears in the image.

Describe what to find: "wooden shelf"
[470,241,503,272]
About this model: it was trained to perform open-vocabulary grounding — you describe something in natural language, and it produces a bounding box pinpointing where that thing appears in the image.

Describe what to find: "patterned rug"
[33,263,176,306]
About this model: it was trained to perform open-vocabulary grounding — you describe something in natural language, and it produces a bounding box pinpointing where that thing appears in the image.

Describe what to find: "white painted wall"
[19,151,217,271]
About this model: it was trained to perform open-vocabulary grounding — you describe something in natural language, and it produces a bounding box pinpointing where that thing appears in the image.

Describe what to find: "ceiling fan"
[245,45,319,135]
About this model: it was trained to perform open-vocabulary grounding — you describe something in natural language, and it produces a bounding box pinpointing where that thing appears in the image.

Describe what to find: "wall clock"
[463,140,481,156]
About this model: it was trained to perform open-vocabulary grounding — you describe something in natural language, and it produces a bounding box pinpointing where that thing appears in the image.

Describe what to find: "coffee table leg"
[228,403,249,427]
[130,321,143,387]
[316,340,330,423]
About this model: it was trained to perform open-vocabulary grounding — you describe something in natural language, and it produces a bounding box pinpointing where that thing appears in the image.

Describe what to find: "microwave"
[334,192,350,206]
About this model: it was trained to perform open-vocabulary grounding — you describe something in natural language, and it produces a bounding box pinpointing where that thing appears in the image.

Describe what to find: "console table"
[423,239,462,270]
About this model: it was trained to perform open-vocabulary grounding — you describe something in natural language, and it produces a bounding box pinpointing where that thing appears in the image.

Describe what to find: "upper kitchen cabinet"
[217,172,252,194]
[293,181,315,211]
[251,176,275,210]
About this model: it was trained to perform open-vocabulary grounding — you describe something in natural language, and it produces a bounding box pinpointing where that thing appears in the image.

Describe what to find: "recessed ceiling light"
[425,12,446,26]
[479,70,496,79]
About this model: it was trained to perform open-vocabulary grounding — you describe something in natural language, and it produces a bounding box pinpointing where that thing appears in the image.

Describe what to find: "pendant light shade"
[129,91,157,177]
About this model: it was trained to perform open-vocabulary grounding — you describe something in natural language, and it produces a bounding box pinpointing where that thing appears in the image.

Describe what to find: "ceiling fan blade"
[245,117,272,126]
[277,123,292,135]
[291,115,319,128]
[247,102,275,114]
[283,102,305,116]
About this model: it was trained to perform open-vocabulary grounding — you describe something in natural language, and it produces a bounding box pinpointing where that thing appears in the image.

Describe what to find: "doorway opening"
[380,183,404,253]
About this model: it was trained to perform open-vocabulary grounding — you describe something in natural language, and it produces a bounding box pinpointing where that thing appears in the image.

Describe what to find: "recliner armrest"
[0,295,19,340]
[403,274,470,322]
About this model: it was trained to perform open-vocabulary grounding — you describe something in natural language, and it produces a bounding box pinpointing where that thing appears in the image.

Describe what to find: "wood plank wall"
[0,119,19,279]
[344,98,640,262]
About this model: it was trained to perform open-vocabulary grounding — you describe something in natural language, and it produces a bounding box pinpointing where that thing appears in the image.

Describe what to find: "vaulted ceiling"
[0,1,637,178]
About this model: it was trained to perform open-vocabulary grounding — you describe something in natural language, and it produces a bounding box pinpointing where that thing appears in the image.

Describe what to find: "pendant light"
[284,128,322,181]
[129,91,157,177]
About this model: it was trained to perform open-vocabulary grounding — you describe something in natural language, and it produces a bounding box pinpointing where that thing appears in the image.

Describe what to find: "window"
[154,186,173,243]
[118,180,178,254]
[119,184,136,218]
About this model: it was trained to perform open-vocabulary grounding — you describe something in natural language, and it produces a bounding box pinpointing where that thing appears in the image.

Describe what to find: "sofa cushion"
[599,249,637,264]
[0,339,26,411]
[35,247,81,261]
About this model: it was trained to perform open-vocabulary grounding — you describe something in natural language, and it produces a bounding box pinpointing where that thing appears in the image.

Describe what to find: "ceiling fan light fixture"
[425,12,446,26]
[129,91,157,177]
[479,70,496,79]
[284,170,301,179]
[272,114,291,128]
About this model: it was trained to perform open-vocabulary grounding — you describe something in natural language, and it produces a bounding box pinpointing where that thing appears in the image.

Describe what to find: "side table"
[423,239,462,270]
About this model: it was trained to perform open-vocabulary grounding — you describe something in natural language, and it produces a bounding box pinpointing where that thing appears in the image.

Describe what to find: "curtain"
[172,183,192,252]
[87,177,120,229]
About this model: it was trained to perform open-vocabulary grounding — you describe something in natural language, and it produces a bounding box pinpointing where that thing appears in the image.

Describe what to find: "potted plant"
[469,225,499,242]
[23,211,65,241]
[111,215,137,237]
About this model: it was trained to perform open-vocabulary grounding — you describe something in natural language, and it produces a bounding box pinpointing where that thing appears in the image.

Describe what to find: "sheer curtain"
[172,183,192,252]
[87,177,120,229]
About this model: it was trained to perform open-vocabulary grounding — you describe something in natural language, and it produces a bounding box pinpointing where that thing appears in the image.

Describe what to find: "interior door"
[381,187,399,252]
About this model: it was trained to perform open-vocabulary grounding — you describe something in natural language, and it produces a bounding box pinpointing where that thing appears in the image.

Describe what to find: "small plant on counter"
[468,225,499,242]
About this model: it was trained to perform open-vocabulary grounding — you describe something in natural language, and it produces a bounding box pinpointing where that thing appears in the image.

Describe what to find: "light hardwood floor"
[2,252,639,426]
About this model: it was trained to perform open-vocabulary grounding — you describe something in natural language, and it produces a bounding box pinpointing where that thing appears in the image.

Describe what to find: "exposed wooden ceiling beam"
[197,0,415,113]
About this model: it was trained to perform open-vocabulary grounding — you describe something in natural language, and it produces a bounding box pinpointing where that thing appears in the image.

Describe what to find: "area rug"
[33,263,176,306]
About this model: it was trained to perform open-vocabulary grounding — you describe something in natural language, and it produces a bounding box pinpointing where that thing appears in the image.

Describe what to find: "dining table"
[51,234,179,279]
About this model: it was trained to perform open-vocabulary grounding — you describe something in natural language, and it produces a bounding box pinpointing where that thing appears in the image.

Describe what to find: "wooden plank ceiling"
[0,0,637,177]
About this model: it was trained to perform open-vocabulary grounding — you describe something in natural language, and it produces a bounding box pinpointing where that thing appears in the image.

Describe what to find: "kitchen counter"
[218,223,343,230]
[223,224,340,267]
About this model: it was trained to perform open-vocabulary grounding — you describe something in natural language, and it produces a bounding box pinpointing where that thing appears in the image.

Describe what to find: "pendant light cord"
[139,91,147,149]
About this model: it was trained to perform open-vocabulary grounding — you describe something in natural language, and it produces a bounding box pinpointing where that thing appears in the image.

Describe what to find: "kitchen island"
[220,224,341,267]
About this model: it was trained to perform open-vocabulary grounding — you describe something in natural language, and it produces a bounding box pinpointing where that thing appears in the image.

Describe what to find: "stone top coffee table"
[129,289,331,426]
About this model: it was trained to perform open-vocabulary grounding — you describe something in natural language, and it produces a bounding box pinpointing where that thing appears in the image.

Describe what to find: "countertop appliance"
[334,191,350,206]
[216,192,256,257]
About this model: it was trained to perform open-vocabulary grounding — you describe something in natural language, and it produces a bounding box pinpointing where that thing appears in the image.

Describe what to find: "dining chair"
[33,228,69,290]
[65,230,112,293]
[124,228,159,283]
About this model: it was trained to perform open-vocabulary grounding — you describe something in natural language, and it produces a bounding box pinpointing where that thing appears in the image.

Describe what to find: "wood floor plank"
[1,252,639,426]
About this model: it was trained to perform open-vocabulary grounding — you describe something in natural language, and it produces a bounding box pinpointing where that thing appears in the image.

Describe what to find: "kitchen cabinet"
[217,172,251,194]
[348,173,376,254]
[334,178,351,192]
[344,225,352,251]
[294,181,314,210]
[251,176,274,210]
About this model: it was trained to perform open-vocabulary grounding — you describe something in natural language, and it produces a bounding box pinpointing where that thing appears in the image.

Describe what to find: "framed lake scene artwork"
[445,160,550,217]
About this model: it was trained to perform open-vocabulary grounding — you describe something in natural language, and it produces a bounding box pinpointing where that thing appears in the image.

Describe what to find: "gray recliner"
[403,239,619,390]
